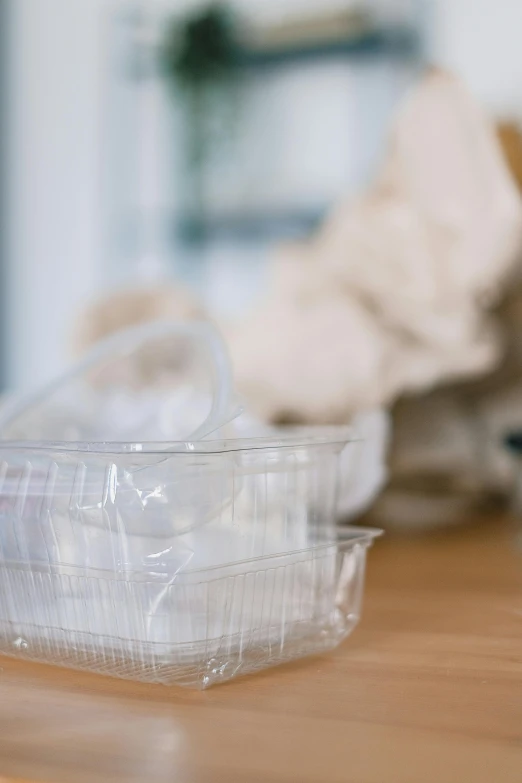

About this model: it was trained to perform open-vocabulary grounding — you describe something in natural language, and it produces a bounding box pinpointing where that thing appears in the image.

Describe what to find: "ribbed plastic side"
[0,543,369,688]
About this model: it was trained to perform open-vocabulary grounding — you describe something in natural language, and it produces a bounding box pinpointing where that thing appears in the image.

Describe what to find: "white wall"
[430,0,522,118]
[5,0,106,391]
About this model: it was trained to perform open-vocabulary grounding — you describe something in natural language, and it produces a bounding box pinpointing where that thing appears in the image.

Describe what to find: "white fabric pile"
[228,69,522,423]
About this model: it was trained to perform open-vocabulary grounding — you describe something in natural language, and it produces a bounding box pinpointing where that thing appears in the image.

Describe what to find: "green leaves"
[162,4,238,89]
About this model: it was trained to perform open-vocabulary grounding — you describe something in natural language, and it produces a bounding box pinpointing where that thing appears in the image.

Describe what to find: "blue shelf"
[236,28,420,69]
[176,208,326,245]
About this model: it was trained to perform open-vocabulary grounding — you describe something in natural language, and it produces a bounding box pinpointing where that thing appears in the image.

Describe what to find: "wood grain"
[0,516,522,783]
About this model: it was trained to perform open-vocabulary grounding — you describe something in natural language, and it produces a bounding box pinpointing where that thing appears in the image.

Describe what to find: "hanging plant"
[161,4,240,227]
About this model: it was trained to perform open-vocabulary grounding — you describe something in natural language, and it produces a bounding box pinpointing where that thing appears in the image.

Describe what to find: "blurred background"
[3,0,522,390]
[4,0,522,528]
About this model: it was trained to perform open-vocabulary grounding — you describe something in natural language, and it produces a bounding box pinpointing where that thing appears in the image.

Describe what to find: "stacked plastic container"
[0,323,379,688]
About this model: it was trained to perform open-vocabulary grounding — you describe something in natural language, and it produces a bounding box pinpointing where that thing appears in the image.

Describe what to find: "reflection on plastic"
[0,682,181,783]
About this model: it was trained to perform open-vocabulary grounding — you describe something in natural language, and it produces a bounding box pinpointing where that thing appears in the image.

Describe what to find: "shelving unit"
[174,26,421,245]
[176,207,326,244]
[107,7,425,314]
[236,27,420,70]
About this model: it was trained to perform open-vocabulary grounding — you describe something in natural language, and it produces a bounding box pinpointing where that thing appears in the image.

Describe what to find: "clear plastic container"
[0,436,379,688]
[0,322,380,687]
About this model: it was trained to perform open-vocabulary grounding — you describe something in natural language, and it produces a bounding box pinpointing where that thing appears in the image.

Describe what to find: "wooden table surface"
[1,517,522,783]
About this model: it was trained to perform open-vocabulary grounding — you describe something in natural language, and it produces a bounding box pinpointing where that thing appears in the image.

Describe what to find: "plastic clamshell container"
[0,434,380,688]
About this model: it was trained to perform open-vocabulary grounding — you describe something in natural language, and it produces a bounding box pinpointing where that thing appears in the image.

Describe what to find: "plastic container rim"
[0,528,382,581]
[0,426,356,456]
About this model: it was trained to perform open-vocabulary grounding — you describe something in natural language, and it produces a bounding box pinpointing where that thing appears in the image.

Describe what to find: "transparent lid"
[0,321,241,443]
